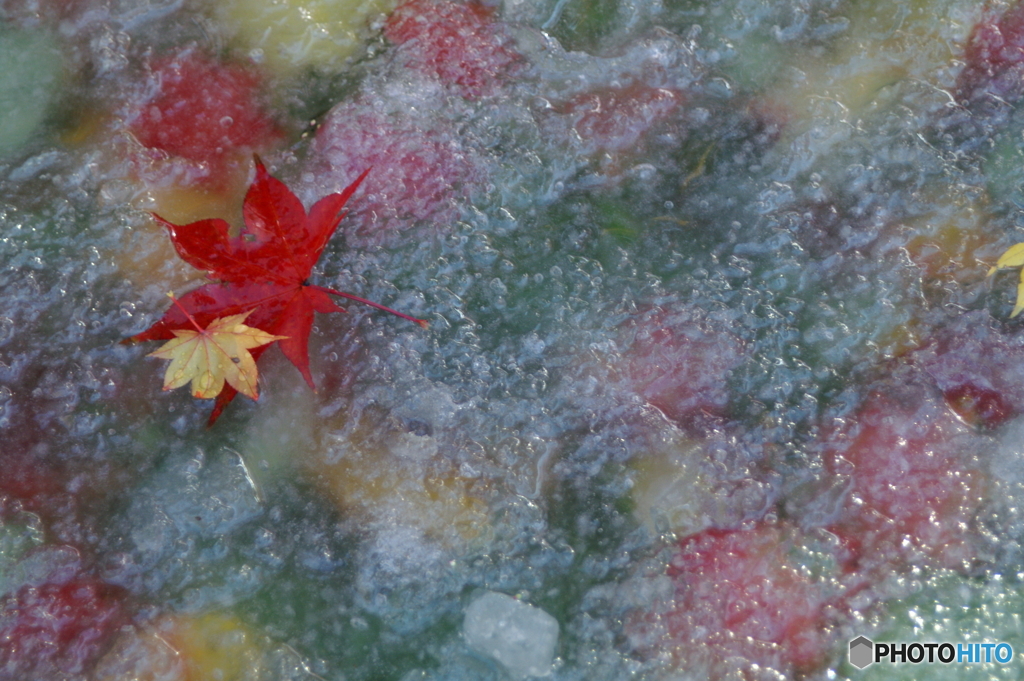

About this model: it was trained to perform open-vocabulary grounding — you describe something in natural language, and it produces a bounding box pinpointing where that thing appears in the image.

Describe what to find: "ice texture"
[313,91,488,233]
[5,0,1024,679]
[215,0,403,75]
[93,614,329,681]
[385,0,522,99]
[849,570,1024,680]
[0,27,62,157]
[103,448,267,608]
[463,591,559,678]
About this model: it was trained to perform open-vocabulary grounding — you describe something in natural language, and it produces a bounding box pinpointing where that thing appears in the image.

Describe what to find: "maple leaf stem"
[166,292,206,334]
[313,285,429,328]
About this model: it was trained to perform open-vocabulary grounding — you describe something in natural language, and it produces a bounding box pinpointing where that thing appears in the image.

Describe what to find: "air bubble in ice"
[394,385,459,432]
[8,151,62,183]
[462,591,559,679]
[392,431,438,461]
[630,163,657,180]
[522,333,545,356]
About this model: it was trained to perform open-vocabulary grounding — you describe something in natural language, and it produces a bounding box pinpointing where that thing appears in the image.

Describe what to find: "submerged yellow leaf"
[148,310,286,400]
[1014,271,1024,319]
[990,242,1024,278]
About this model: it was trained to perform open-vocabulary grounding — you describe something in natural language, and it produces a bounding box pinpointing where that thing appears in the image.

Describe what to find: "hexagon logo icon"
[849,636,874,669]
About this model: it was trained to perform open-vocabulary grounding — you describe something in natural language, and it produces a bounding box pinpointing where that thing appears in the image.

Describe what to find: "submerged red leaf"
[126,157,424,425]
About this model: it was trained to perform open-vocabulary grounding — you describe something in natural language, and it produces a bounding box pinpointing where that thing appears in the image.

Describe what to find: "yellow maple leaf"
[990,242,1024,318]
[148,309,286,401]
[989,242,1024,278]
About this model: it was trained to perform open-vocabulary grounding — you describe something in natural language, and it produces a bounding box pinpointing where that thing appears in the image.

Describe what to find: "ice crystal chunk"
[462,591,559,678]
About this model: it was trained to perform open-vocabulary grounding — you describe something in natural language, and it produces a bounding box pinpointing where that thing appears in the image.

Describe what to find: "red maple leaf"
[126,157,425,424]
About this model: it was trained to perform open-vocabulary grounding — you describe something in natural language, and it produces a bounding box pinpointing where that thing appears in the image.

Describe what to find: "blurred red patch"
[560,84,683,155]
[943,382,1013,430]
[0,576,128,677]
[620,312,745,435]
[384,0,520,98]
[957,2,1024,104]
[126,47,283,184]
[666,522,836,676]
[823,389,986,572]
[314,96,485,232]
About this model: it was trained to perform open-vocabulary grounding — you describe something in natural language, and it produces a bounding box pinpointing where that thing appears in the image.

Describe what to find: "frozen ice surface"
[0,543,80,597]
[463,591,559,679]
[104,448,267,607]
[311,87,489,237]
[978,416,1024,569]
[7,0,1024,679]
[130,448,262,540]
[846,570,1024,681]
[92,616,330,681]
[0,27,62,157]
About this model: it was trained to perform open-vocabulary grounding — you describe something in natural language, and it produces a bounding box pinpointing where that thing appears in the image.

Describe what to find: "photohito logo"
[849,636,1014,669]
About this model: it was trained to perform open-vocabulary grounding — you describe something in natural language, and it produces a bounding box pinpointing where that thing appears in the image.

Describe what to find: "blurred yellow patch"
[753,0,979,159]
[317,413,491,545]
[142,159,252,232]
[94,613,271,681]
[239,389,492,548]
[170,613,261,681]
[217,0,403,75]
[989,242,1024,278]
[630,433,711,538]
